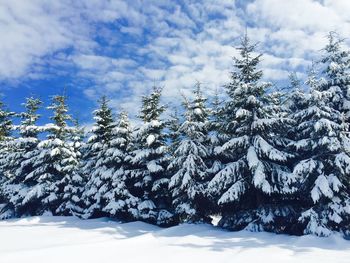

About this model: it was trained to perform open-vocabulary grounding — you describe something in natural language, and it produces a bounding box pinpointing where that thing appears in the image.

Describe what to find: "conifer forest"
[1,32,350,238]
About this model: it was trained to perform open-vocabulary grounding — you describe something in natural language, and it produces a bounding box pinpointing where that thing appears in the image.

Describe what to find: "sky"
[0,0,350,126]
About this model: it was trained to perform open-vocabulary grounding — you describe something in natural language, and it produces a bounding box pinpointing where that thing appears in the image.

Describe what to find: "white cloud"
[247,0,340,31]
[0,0,101,79]
[1,0,350,118]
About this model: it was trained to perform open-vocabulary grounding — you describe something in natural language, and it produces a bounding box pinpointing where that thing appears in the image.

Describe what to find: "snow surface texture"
[0,216,349,263]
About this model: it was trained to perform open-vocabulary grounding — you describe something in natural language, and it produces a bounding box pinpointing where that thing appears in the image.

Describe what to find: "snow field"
[0,216,349,263]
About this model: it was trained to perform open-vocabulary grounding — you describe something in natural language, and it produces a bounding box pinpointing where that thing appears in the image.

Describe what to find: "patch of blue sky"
[0,0,349,126]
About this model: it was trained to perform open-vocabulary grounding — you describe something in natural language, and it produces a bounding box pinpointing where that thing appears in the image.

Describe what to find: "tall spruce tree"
[0,100,15,179]
[206,90,227,216]
[82,96,115,218]
[168,84,211,222]
[0,101,13,142]
[1,97,43,217]
[319,32,350,120]
[102,111,139,221]
[208,35,296,233]
[207,89,225,186]
[284,73,307,113]
[292,36,350,236]
[22,95,79,215]
[130,87,173,226]
[56,118,85,216]
[0,101,15,218]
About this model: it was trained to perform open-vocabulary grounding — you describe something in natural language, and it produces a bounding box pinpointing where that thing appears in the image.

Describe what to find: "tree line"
[0,32,349,237]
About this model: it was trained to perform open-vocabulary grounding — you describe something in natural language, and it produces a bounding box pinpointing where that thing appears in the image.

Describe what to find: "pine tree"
[102,111,139,221]
[22,95,79,215]
[0,101,13,141]
[168,83,211,222]
[0,100,15,219]
[130,87,173,226]
[56,118,85,216]
[1,97,43,217]
[208,35,296,233]
[319,32,350,120]
[292,39,350,236]
[284,73,307,113]
[81,96,116,218]
[0,100,15,179]
[205,90,227,217]
[207,89,225,187]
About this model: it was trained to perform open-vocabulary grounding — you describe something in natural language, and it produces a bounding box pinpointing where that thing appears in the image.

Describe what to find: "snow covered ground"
[0,216,349,263]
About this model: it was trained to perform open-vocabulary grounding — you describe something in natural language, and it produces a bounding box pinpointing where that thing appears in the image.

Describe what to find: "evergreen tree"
[130,87,173,226]
[102,111,139,221]
[22,95,79,215]
[0,101,15,218]
[0,100,15,179]
[1,97,43,217]
[168,84,211,222]
[82,96,116,218]
[292,42,350,236]
[208,35,296,233]
[0,101,13,141]
[206,90,227,216]
[56,118,85,216]
[319,32,350,120]
[207,89,225,185]
[284,73,308,114]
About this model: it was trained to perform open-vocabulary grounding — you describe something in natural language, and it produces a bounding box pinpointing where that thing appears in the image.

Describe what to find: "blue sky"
[0,0,349,126]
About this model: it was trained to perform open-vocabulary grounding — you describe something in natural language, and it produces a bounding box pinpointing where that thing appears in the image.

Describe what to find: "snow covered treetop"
[139,86,166,123]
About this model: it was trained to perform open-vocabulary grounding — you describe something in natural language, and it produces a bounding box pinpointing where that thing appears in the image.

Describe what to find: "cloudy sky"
[0,0,350,125]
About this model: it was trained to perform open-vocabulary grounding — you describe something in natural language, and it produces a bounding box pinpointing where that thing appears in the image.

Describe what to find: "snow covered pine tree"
[81,96,116,218]
[206,89,225,196]
[55,118,85,216]
[0,100,16,218]
[293,32,350,236]
[168,83,212,223]
[102,111,139,221]
[284,73,308,116]
[0,97,43,217]
[208,35,297,233]
[21,95,80,216]
[130,87,174,226]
